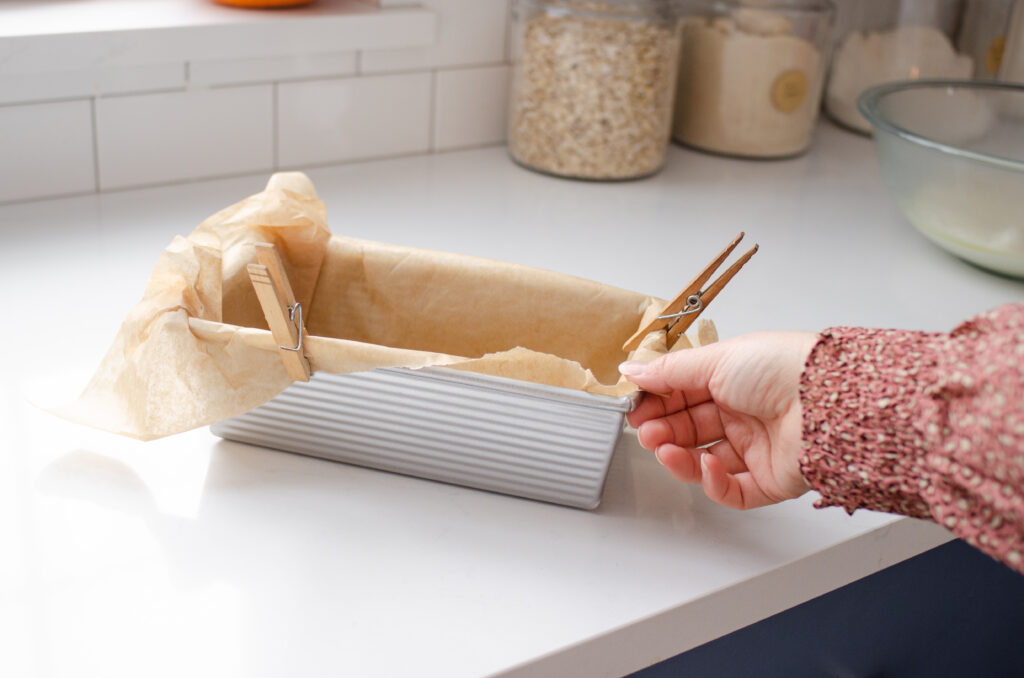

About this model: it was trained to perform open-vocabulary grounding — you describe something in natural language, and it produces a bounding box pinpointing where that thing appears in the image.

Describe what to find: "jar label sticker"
[986,36,1006,76]
[771,70,807,113]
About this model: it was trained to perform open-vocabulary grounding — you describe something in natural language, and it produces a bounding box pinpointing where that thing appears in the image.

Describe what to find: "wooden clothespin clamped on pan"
[247,243,311,382]
[622,232,758,353]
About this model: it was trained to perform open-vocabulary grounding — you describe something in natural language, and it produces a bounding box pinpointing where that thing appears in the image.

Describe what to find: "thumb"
[619,343,723,398]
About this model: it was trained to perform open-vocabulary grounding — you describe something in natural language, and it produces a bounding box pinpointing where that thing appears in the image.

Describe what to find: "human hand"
[619,331,820,510]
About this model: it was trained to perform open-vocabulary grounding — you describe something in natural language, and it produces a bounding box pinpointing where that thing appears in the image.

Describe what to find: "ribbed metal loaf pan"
[210,367,635,509]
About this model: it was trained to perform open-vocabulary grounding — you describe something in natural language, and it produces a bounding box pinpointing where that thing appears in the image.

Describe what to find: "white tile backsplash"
[433,65,508,151]
[189,52,358,87]
[0,1,513,204]
[95,86,274,190]
[0,64,185,106]
[98,63,187,96]
[277,72,432,168]
[361,0,508,73]
[0,71,97,106]
[0,100,95,203]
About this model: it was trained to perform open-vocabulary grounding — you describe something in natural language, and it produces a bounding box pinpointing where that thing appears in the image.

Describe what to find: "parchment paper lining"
[59,173,696,440]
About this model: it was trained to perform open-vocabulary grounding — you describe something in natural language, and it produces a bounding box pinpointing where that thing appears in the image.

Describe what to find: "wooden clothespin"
[247,242,311,382]
[622,232,758,353]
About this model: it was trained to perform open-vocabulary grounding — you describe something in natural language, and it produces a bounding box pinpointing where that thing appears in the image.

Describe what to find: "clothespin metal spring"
[280,302,304,353]
[656,294,703,332]
[621,232,757,353]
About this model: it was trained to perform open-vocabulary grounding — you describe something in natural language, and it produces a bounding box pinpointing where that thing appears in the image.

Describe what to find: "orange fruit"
[214,0,316,8]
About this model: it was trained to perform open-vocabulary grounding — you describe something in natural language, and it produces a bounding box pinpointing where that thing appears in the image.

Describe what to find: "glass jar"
[672,0,835,158]
[1001,0,1024,82]
[825,0,972,133]
[957,0,1015,79]
[507,0,681,180]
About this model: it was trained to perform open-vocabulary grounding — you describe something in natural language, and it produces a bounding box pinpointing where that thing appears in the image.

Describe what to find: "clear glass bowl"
[858,79,1024,278]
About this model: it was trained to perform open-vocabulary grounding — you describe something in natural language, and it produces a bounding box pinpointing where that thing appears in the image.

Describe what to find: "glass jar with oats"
[507,0,682,180]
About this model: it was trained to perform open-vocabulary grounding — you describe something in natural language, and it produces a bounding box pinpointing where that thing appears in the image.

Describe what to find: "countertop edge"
[495,517,954,678]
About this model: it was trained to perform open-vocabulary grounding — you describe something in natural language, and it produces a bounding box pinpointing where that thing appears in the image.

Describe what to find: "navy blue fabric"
[629,540,1024,678]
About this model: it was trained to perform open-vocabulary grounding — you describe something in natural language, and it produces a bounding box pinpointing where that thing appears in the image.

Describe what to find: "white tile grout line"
[0,142,510,208]
[89,97,101,193]
[504,0,513,63]
[39,167,279,201]
[428,69,438,153]
[272,82,280,171]
[0,188,100,208]
[432,139,507,156]
[243,62,511,88]
[0,61,513,109]
[92,85,190,99]
[0,94,94,109]
[273,144,504,174]
[361,61,511,77]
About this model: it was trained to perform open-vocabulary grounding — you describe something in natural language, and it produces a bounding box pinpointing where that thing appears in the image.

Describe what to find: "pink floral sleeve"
[799,303,1024,574]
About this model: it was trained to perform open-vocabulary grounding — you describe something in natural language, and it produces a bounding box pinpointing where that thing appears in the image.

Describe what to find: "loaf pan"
[211,366,635,509]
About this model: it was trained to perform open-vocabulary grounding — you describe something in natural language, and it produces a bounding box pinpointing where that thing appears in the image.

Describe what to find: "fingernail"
[618,360,648,377]
[700,452,709,473]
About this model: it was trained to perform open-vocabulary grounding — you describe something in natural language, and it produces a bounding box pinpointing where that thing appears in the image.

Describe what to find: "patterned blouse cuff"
[797,326,942,519]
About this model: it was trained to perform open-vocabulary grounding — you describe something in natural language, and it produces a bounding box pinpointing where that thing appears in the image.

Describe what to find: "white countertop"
[2,124,1021,678]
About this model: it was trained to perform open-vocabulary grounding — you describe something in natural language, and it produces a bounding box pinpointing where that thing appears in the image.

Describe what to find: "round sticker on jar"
[771,70,807,113]
[986,36,1006,76]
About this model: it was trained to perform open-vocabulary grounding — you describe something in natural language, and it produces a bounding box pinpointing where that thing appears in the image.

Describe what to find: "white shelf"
[0,0,436,73]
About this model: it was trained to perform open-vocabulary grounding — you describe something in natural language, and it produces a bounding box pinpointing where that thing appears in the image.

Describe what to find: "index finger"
[620,343,721,403]
[626,390,685,429]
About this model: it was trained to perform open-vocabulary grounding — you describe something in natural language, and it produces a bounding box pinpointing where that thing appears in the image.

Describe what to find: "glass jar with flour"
[826,0,972,133]
[672,0,835,159]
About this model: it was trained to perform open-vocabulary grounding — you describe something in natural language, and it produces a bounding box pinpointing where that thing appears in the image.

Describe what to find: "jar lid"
[523,0,676,19]
[675,0,834,15]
